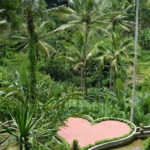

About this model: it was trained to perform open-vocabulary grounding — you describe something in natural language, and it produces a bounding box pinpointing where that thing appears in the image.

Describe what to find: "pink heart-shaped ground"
[58,117,131,147]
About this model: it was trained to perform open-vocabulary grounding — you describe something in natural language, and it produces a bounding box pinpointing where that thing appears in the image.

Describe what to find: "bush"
[72,140,80,150]
[66,100,129,120]
[87,88,103,102]
[39,58,74,82]
[144,137,150,150]
[134,104,150,126]
[36,72,77,103]
[139,28,150,50]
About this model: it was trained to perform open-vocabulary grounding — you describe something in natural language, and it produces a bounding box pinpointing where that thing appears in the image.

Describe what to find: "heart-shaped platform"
[58,117,131,147]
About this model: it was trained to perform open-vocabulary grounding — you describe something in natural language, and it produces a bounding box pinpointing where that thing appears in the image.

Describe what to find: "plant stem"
[26,3,38,102]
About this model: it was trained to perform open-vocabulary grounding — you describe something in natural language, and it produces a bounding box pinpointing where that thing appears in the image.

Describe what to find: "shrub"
[139,28,150,50]
[144,137,150,150]
[39,58,74,82]
[66,100,129,120]
[72,140,80,150]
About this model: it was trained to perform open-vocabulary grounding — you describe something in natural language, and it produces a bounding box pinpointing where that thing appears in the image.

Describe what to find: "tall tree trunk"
[83,62,87,96]
[81,65,87,99]
[99,68,102,87]
[19,136,23,150]
[26,3,38,102]
[130,0,139,122]
[111,24,116,90]
[112,23,116,50]
[81,69,83,93]
[82,22,88,98]
[109,69,112,88]
[3,43,6,57]
[24,136,30,150]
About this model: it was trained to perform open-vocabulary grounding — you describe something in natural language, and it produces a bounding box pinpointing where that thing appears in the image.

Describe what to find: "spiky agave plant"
[0,100,40,150]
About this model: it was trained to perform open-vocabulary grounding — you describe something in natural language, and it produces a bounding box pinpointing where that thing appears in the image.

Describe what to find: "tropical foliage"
[0,0,150,149]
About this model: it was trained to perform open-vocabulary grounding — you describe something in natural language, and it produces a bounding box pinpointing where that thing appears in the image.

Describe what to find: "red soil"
[58,117,131,147]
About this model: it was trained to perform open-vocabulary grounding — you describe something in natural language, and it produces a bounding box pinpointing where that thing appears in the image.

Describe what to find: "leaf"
[51,22,76,33]
[0,20,7,25]
[59,56,76,62]
[73,62,84,71]
[119,23,130,32]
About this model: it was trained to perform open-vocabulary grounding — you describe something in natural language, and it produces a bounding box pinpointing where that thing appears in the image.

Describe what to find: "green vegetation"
[72,140,80,150]
[0,0,150,149]
[144,137,150,150]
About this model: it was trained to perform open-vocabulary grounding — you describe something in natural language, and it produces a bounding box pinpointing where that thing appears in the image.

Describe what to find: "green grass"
[138,50,150,79]
[127,50,150,84]
[138,62,150,77]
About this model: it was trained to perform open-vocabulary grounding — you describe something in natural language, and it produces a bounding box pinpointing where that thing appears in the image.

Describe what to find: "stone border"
[55,117,136,150]
[88,121,136,150]
[135,125,150,139]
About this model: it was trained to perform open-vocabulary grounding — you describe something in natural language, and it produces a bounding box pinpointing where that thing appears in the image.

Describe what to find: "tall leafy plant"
[47,0,111,96]
[62,32,101,97]
[26,3,38,102]
[94,34,134,88]
[0,98,39,150]
[12,22,56,59]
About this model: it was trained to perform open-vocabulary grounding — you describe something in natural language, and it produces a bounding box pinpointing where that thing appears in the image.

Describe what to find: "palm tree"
[130,0,140,122]
[47,0,111,96]
[12,21,56,59]
[62,31,100,96]
[107,8,133,33]
[106,4,134,54]
[94,34,134,88]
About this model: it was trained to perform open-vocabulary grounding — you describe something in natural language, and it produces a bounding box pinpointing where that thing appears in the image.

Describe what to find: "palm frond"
[37,41,56,58]
[58,56,76,62]
[73,62,84,71]
[0,20,7,25]
[51,22,76,33]
[98,0,112,11]
[118,23,130,31]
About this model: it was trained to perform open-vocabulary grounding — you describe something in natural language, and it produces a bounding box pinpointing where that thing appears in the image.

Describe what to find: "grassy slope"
[126,50,150,86]
[138,50,150,79]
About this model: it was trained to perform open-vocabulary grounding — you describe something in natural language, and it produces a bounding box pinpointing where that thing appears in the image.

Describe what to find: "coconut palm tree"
[94,34,134,88]
[62,31,100,96]
[106,4,134,53]
[130,0,140,122]
[48,0,134,95]
[47,0,111,96]
[106,7,134,33]
[48,0,111,33]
